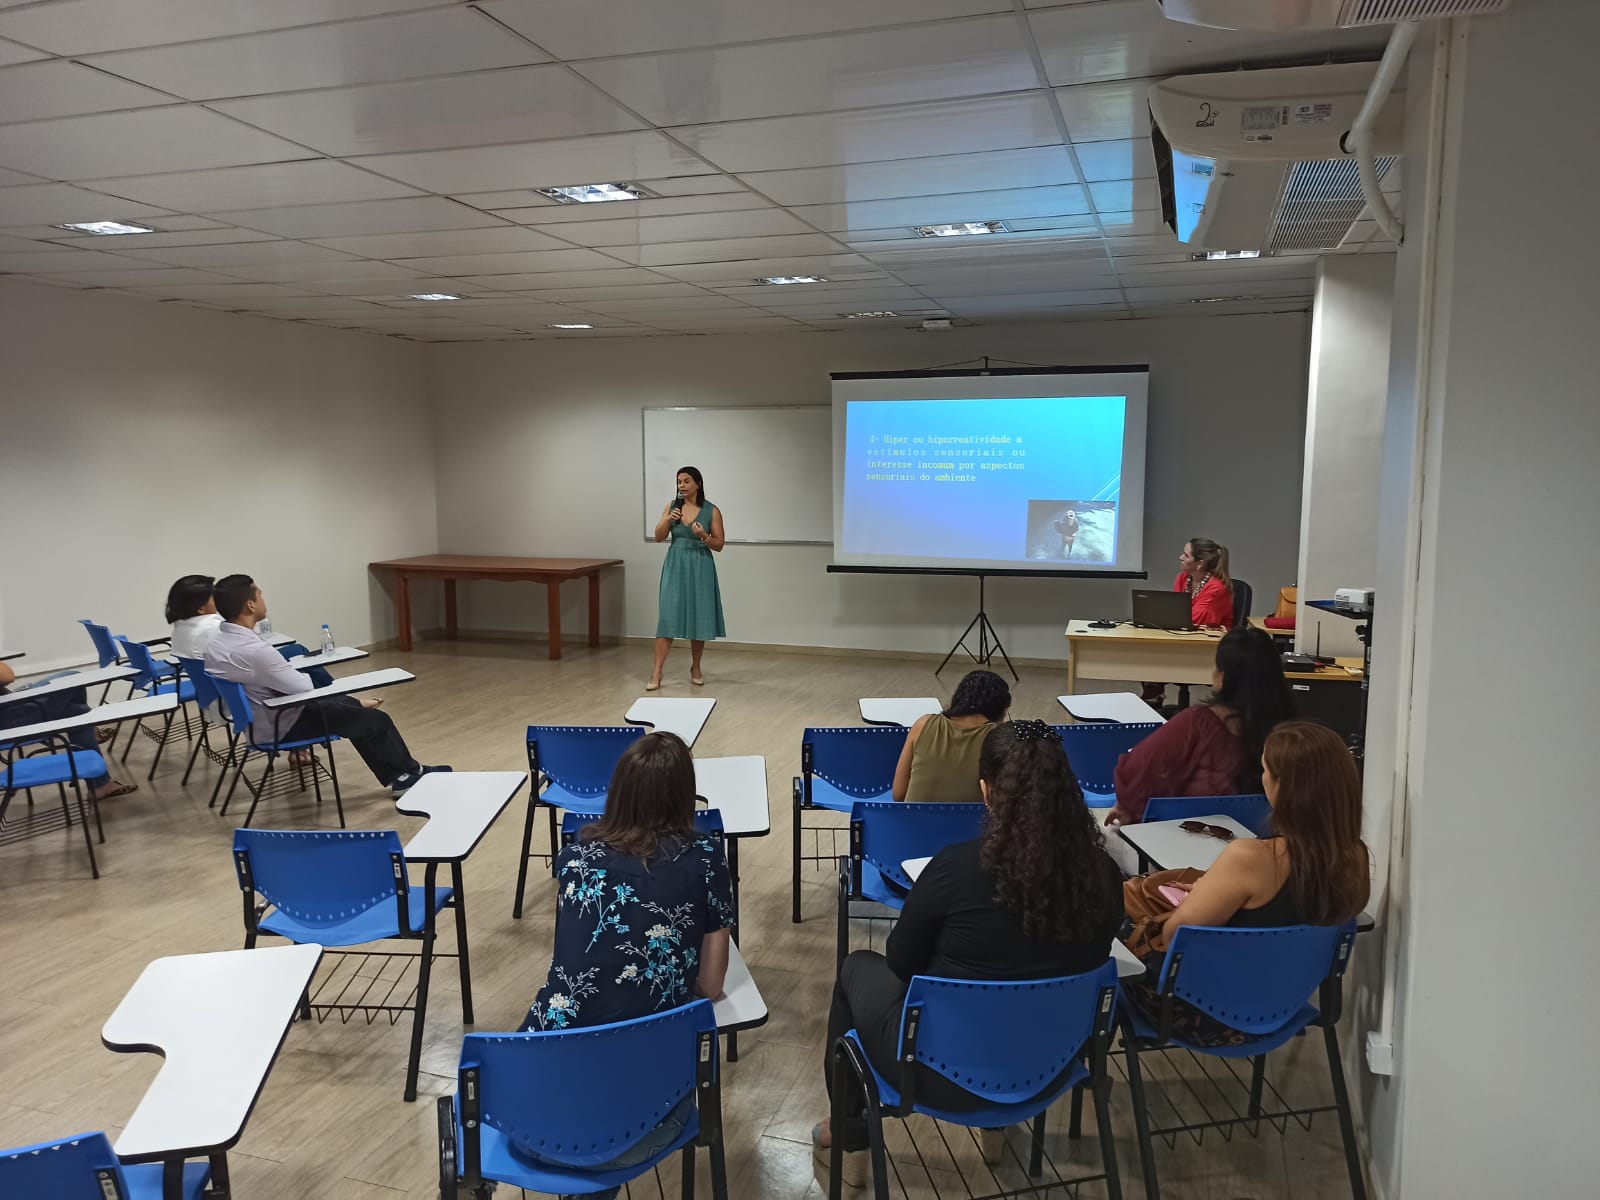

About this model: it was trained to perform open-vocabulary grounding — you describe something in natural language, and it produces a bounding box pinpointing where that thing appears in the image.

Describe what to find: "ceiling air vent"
[1267,156,1397,252]
[1338,0,1510,23]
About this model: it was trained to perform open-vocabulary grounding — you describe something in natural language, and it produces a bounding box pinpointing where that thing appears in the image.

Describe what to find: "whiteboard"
[641,406,831,545]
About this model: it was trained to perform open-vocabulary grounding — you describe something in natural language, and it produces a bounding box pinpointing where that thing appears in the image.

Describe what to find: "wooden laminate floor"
[0,639,1363,1199]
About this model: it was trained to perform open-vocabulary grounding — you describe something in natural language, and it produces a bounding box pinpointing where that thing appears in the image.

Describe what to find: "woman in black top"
[813,719,1125,1187]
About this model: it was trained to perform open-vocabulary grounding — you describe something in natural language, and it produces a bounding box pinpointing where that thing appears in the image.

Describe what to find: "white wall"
[1364,3,1600,1195]
[426,314,1310,661]
[0,279,439,668]
[1296,254,1394,657]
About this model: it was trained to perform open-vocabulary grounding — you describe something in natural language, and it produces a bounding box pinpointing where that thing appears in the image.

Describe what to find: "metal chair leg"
[511,795,538,919]
[1029,1109,1047,1176]
[1094,1073,1124,1200]
[1121,1034,1162,1200]
[1322,1023,1367,1200]
[405,929,436,1102]
[326,741,345,828]
[791,785,804,923]
[680,1141,696,1200]
[242,755,274,828]
[181,724,209,786]
[1248,1054,1267,1119]
[452,862,473,1025]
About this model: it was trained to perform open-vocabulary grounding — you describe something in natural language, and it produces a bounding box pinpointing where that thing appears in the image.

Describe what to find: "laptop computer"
[1131,588,1194,631]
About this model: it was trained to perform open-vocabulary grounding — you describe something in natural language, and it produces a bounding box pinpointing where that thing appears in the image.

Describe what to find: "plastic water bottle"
[320,624,335,656]
[258,616,273,640]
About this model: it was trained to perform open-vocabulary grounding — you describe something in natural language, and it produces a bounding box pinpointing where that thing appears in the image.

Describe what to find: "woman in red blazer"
[1140,538,1236,708]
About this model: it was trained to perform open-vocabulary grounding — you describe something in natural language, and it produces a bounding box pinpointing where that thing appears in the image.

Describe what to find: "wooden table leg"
[396,574,413,652]
[587,572,601,648]
[1066,637,1077,694]
[547,580,562,661]
[443,578,458,640]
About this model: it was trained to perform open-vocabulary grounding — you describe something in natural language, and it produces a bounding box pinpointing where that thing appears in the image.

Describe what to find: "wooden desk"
[369,554,623,660]
[1064,620,1363,691]
[103,944,322,1199]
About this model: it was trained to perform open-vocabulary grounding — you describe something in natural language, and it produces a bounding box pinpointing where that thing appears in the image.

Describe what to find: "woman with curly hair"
[890,668,1011,803]
[813,719,1125,1190]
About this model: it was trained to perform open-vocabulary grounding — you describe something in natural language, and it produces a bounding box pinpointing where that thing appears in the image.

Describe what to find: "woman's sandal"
[690,670,704,687]
[811,1123,867,1190]
[646,676,662,692]
[94,780,139,801]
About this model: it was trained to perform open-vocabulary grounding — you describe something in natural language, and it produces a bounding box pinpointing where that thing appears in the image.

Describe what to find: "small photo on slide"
[1026,499,1118,563]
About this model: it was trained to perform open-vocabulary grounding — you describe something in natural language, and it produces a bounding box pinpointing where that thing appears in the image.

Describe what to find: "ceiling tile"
[1087,177,1159,212]
[218,197,510,240]
[1026,2,1387,87]
[0,38,46,66]
[0,61,172,122]
[479,0,1010,60]
[650,254,881,283]
[212,65,643,157]
[1053,79,1152,143]
[452,267,671,290]
[544,208,811,248]
[1122,280,1312,303]
[636,175,746,198]
[791,184,1090,233]
[510,282,713,303]
[42,266,250,287]
[63,227,282,248]
[616,233,845,267]
[351,131,716,195]
[672,92,1061,174]
[126,282,328,302]
[114,241,362,268]
[389,248,627,276]
[0,0,444,56]
[0,108,308,180]
[1072,138,1156,183]
[0,165,40,185]
[0,182,175,226]
[308,226,573,260]
[85,159,424,212]
[0,247,159,273]
[574,16,1038,126]
[1098,213,1172,240]
[83,9,547,101]
[741,146,1079,207]
[227,259,432,283]
[487,192,769,225]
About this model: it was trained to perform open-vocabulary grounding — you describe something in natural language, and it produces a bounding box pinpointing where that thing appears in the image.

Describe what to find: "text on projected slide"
[841,395,1126,565]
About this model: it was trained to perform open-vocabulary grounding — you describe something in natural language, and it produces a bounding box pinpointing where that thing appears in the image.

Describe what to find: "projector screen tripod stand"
[936,574,1018,682]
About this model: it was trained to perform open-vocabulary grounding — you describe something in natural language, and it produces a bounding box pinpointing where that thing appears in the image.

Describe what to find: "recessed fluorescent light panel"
[841,311,900,319]
[550,323,594,329]
[757,275,827,285]
[406,293,461,301]
[913,220,1007,238]
[1193,250,1262,260]
[536,183,649,204]
[55,220,154,235]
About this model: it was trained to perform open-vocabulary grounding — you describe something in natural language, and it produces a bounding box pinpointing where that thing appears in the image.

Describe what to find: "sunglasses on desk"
[1179,820,1235,841]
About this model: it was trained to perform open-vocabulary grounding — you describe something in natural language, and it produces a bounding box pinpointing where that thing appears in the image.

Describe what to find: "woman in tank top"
[1124,720,1370,1045]
[891,669,1011,804]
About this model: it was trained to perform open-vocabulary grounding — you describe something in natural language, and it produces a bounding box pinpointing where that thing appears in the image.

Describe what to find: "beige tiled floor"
[0,639,1364,1198]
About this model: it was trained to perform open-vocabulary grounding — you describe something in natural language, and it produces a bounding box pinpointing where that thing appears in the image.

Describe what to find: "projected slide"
[831,371,1148,573]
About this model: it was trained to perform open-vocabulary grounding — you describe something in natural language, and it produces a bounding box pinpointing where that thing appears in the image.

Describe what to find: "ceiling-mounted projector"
[1148,61,1403,253]
[1157,0,1511,30]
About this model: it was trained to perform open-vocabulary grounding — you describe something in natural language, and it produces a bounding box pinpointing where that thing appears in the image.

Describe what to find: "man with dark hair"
[203,574,447,796]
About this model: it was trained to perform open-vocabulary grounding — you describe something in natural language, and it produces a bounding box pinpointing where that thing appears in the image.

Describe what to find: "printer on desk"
[1334,588,1373,614]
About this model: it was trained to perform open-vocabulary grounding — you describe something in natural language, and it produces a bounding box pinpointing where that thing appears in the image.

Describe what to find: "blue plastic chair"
[792,726,908,923]
[438,999,728,1199]
[232,828,462,1103]
[1142,794,1273,839]
[211,677,343,828]
[0,725,108,878]
[829,963,1123,1200]
[1118,921,1362,1200]
[174,657,235,802]
[1052,722,1162,804]
[115,638,196,780]
[0,1130,210,1199]
[512,725,645,919]
[79,619,126,670]
[837,801,986,971]
[560,806,725,848]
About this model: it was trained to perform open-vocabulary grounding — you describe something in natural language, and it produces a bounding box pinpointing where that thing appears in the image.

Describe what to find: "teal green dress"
[657,503,726,640]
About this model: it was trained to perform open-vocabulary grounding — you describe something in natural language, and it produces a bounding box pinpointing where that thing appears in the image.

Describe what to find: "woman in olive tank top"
[891,670,1011,804]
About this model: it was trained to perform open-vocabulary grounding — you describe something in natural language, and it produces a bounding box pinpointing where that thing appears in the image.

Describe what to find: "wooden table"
[102,944,322,1200]
[1064,620,1363,692]
[369,554,623,660]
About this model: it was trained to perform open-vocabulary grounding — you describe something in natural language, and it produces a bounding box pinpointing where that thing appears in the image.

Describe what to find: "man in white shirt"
[166,573,332,687]
[203,574,447,796]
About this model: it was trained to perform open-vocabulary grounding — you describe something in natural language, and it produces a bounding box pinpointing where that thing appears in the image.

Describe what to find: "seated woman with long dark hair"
[1108,626,1293,826]
[520,731,734,1200]
[814,720,1125,1190]
[166,574,332,688]
[1124,720,1370,1046]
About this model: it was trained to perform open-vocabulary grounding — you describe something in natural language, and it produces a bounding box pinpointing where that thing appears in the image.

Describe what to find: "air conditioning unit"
[1158,0,1510,31]
[1148,62,1403,253]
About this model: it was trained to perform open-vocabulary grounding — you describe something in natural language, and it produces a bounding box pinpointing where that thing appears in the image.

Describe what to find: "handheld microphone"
[671,490,684,522]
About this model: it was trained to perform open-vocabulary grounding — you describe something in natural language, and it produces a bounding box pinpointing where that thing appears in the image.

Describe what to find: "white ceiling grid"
[0,0,1392,341]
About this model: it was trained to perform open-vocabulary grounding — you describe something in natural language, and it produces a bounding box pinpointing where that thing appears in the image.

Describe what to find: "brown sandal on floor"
[93,780,139,801]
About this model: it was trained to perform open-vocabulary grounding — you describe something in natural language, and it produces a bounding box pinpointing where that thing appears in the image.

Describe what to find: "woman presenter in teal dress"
[649,465,726,690]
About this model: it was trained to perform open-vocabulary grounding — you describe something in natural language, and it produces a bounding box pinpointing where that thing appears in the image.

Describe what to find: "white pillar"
[1295,254,1394,656]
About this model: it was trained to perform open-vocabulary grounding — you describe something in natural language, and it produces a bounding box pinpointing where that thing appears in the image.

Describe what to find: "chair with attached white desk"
[116,638,197,780]
[211,677,345,828]
[232,828,463,1102]
[793,725,907,924]
[0,692,177,879]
